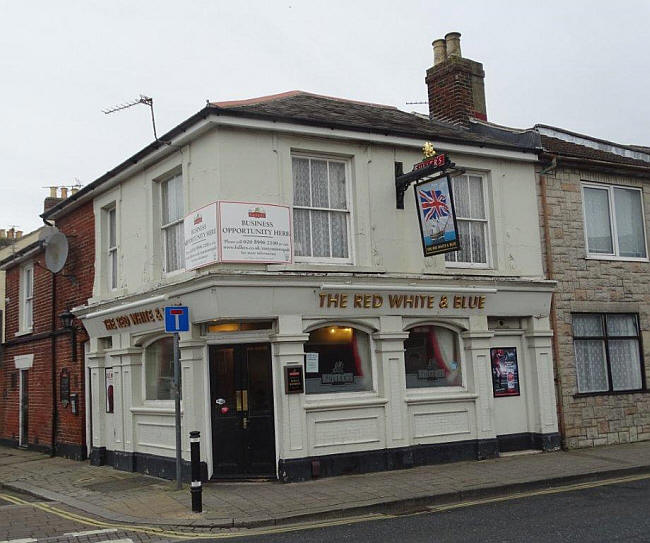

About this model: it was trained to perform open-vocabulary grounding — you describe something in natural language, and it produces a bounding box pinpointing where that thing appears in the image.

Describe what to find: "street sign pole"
[173,331,182,490]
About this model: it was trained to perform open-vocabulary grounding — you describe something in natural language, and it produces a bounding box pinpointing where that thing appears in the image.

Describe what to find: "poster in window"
[490,347,520,397]
[105,368,114,413]
[414,175,460,257]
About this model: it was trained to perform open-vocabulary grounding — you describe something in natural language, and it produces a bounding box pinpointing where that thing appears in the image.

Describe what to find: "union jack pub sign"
[414,174,460,257]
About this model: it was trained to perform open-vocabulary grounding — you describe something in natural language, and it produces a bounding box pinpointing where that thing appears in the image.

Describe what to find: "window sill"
[303,396,387,412]
[574,389,649,399]
[268,263,385,273]
[585,254,649,263]
[14,329,33,338]
[444,262,491,270]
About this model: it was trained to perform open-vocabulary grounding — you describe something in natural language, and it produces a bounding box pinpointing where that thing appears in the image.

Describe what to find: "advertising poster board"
[105,368,114,413]
[218,201,292,263]
[183,202,218,270]
[414,175,460,257]
[490,347,520,397]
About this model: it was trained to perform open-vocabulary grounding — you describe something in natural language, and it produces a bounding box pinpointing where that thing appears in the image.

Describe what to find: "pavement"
[1,442,650,532]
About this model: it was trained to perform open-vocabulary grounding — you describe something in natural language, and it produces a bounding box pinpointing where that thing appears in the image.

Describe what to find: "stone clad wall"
[538,166,650,448]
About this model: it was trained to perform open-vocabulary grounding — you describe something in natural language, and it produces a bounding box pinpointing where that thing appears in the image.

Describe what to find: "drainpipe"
[50,272,58,457]
[539,165,566,447]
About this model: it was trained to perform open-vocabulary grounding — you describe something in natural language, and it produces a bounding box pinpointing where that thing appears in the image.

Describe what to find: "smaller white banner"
[219,201,292,263]
[305,352,319,373]
[184,203,218,270]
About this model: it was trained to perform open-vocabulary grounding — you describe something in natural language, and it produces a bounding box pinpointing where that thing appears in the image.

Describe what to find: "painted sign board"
[184,202,218,270]
[218,201,292,263]
[414,174,461,257]
[164,306,190,333]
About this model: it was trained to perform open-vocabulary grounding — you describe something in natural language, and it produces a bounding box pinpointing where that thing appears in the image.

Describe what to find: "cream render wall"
[93,124,543,301]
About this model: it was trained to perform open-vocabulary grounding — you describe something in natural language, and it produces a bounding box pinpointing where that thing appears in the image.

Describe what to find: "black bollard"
[189,430,202,513]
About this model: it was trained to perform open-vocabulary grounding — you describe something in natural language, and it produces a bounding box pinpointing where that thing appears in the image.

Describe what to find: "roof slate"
[209,91,536,150]
[541,135,650,168]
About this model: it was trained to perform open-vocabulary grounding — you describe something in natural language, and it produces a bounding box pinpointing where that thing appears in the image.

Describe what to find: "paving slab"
[1,441,650,529]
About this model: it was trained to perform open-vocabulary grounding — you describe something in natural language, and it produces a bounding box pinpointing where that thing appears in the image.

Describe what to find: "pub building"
[44,34,560,481]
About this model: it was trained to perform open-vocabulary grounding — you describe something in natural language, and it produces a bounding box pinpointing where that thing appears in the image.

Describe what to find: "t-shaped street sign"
[164,306,190,333]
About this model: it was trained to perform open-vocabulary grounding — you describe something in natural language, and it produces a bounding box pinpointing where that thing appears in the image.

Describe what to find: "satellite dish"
[39,225,58,242]
[45,231,69,273]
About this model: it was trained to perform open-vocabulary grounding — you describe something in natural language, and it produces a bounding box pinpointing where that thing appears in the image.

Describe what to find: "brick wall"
[538,167,650,447]
[0,201,94,457]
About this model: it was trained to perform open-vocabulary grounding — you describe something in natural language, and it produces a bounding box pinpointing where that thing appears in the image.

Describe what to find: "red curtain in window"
[426,327,449,375]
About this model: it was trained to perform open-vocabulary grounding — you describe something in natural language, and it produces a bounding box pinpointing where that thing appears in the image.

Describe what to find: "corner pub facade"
[44,43,560,481]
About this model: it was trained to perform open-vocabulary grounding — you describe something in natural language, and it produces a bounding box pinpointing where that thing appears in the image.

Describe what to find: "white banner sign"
[219,201,292,263]
[184,202,218,270]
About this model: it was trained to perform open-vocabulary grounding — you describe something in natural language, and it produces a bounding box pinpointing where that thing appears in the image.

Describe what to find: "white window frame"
[106,205,118,291]
[142,334,176,405]
[159,171,185,274]
[581,183,648,262]
[19,262,34,333]
[291,153,354,265]
[445,172,491,269]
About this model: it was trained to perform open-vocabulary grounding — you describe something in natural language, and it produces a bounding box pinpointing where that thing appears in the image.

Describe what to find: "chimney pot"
[0,229,5,238]
[71,187,79,195]
[7,228,15,239]
[50,187,57,198]
[60,187,69,199]
[432,39,447,66]
[445,32,462,58]
[16,230,23,238]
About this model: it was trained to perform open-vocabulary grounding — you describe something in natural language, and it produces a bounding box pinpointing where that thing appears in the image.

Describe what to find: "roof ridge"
[210,90,399,111]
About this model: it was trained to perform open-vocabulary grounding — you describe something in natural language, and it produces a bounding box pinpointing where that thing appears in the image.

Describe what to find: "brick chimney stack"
[43,187,64,214]
[425,32,487,126]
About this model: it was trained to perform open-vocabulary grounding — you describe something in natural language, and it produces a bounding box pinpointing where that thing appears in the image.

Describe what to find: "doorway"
[209,343,276,477]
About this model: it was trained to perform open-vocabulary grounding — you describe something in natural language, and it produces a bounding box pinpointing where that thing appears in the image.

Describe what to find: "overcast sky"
[2,0,649,233]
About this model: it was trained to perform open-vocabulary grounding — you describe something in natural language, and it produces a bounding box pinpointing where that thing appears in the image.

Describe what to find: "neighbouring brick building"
[0,191,94,459]
[535,126,650,448]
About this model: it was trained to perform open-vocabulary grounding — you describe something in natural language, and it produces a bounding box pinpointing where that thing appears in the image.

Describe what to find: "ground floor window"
[572,313,644,393]
[304,326,372,393]
[145,337,175,400]
[404,325,462,388]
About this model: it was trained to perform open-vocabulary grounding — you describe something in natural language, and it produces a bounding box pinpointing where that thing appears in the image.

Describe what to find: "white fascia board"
[210,114,538,163]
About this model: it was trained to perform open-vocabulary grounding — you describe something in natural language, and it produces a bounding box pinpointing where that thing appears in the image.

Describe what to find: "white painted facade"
[75,112,559,480]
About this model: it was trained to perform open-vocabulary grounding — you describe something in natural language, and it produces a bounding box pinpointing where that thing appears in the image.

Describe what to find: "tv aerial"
[102,94,167,143]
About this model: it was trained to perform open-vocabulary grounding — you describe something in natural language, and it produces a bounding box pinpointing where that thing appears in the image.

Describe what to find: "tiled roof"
[541,135,650,168]
[209,91,536,150]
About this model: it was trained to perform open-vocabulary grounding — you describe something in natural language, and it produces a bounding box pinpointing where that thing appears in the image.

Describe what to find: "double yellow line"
[1,472,649,540]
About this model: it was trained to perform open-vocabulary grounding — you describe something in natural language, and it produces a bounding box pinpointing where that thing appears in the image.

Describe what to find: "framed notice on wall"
[105,368,114,413]
[490,347,520,397]
[414,174,460,257]
[184,202,218,270]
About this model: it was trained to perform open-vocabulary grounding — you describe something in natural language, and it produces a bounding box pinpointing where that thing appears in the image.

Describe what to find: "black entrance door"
[209,343,276,477]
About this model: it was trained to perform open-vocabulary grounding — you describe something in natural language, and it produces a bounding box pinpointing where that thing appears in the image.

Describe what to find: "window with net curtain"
[145,336,175,400]
[292,156,350,261]
[303,326,372,394]
[583,185,647,258]
[572,313,644,394]
[445,174,489,266]
[404,325,462,388]
[161,172,185,272]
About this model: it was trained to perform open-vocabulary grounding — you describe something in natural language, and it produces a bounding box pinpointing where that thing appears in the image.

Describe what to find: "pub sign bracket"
[395,154,464,209]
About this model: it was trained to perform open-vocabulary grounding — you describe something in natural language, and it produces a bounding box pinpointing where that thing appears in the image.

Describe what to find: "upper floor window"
[445,174,489,266]
[582,184,647,259]
[106,206,117,290]
[20,263,34,332]
[572,313,644,394]
[292,156,351,262]
[161,172,185,272]
[404,325,462,388]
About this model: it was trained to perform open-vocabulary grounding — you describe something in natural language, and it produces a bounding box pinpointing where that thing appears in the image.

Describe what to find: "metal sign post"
[164,306,190,491]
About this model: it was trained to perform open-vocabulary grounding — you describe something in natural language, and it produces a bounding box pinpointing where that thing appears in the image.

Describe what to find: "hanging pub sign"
[414,173,460,257]
[490,347,520,397]
[395,143,463,257]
